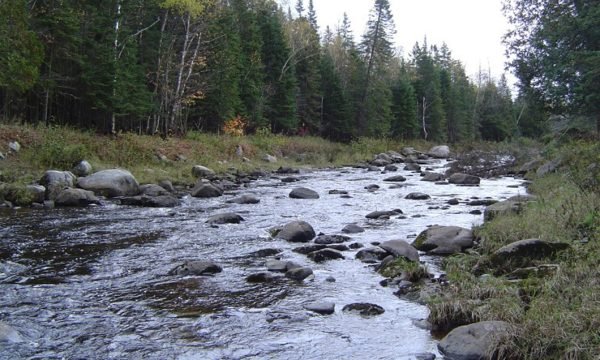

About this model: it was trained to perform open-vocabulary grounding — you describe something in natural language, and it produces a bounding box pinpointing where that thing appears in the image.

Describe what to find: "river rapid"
[0,159,526,359]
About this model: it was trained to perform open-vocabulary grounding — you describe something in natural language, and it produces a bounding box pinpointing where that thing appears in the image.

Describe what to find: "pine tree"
[390,61,418,138]
[320,52,352,141]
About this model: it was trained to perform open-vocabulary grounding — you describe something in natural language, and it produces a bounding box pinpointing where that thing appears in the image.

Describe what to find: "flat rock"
[266,260,300,272]
[366,210,402,219]
[379,240,420,262]
[405,192,431,200]
[448,173,480,185]
[169,261,222,276]
[275,220,316,243]
[289,187,319,199]
[314,234,350,244]
[249,248,282,257]
[356,247,389,263]
[304,302,335,315]
[438,321,510,360]
[342,303,385,317]
[490,239,569,270]
[384,175,407,182]
[342,224,365,234]
[421,172,444,182]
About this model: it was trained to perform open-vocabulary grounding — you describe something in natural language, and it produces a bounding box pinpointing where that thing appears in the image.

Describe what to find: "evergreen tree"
[320,52,352,141]
[390,61,418,138]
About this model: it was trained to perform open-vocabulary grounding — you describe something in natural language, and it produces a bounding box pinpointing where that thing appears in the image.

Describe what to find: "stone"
[342,303,385,317]
[289,187,319,199]
[448,173,480,185]
[226,194,260,204]
[191,165,216,178]
[379,240,420,262]
[383,175,407,182]
[276,166,300,174]
[77,169,140,198]
[438,321,510,360]
[447,198,460,205]
[8,141,20,153]
[190,182,223,198]
[26,185,46,203]
[249,248,282,257]
[71,160,93,177]
[55,188,101,207]
[304,302,335,315]
[467,199,498,206]
[405,192,431,200]
[342,224,365,234]
[292,244,328,255]
[366,210,402,219]
[40,170,76,200]
[262,154,277,163]
[413,225,474,255]
[484,200,523,221]
[120,195,180,208]
[246,272,278,283]
[158,180,175,193]
[266,260,294,272]
[365,184,380,191]
[428,145,450,158]
[536,159,561,177]
[401,147,417,156]
[275,220,316,243]
[139,184,170,197]
[356,247,389,263]
[490,239,569,271]
[169,261,222,276]
[281,177,300,183]
[421,172,445,182]
[384,164,398,172]
[518,158,544,174]
[404,163,421,172]
[329,189,348,195]
[206,212,244,224]
[285,267,313,281]
[314,234,350,245]
[307,249,344,263]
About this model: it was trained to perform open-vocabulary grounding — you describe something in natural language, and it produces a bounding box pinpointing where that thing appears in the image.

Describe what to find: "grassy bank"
[428,140,600,359]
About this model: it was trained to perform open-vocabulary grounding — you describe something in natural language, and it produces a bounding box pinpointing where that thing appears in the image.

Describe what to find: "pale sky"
[283,0,512,83]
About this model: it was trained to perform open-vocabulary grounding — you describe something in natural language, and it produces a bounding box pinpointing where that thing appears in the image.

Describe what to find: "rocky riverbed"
[0,152,527,359]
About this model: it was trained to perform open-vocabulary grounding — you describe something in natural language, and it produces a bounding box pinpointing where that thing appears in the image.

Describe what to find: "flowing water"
[0,160,526,359]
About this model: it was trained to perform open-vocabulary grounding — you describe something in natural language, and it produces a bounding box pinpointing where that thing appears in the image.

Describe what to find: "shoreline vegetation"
[1,124,599,359]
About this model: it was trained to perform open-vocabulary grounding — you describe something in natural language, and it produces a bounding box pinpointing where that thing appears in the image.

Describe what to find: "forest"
[0,0,598,141]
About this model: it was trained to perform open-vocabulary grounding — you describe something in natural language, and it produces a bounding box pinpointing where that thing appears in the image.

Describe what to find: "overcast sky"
[283,0,512,82]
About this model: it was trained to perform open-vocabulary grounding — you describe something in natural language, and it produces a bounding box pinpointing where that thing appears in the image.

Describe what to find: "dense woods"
[0,0,598,140]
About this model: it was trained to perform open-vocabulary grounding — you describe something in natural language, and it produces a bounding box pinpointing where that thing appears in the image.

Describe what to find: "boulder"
[404,163,421,172]
[413,225,474,255]
[120,195,180,208]
[26,185,46,203]
[490,239,569,271]
[342,303,385,317]
[355,247,389,263]
[249,248,282,257]
[536,159,561,177]
[275,220,316,243]
[314,234,350,245]
[371,158,391,167]
[384,175,407,182]
[379,240,420,262]
[329,189,348,195]
[467,199,498,206]
[158,180,175,193]
[266,260,299,272]
[285,267,313,281]
[405,192,431,200]
[428,145,450,158]
[292,244,328,255]
[289,187,319,199]
[72,160,93,177]
[8,141,20,153]
[304,302,335,315]
[484,200,523,221]
[276,167,300,174]
[262,154,277,163]
[307,249,344,263]
[191,165,216,178]
[384,164,398,172]
[342,224,365,234]
[401,147,418,156]
[448,173,480,185]
[246,272,278,283]
[77,169,140,198]
[438,321,510,360]
[168,261,222,276]
[421,172,445,182]
[206,212,244,224]
[226,194,260,204]
[40,170,76,200]
[191,182,223,198]
[447,198,460,205]
[55,188,101,207]
[139,184,170,197]
[366,210,402,219]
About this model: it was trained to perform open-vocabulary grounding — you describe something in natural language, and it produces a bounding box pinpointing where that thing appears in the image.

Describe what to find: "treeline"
[1,0,533,141]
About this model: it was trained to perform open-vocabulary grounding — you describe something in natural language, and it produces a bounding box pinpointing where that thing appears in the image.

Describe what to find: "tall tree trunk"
[358,5,383,134]
[111,0,122,134]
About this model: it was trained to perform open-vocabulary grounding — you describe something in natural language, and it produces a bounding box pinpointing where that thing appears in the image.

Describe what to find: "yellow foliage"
[222,115,246,137]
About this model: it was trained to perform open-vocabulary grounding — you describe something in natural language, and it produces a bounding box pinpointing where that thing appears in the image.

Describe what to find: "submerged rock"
[227,194,260,204]
[366,210,402,219]
[0,322,24,343]
[383,175,407,182]
[120,195,180,208]
[206,212,244,224]
[246,272,278,283]
[342,303,385,317]
[169,261,222,276]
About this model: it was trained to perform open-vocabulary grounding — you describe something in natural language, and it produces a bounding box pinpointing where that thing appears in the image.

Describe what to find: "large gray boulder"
[428,145,450,158]
[191,165,216,178]
[438,321,511,360]
[26,185,46,203]
[307,248,344,263]
[421,172,445,182]
[40,170,76,200]
[139,184,170,197]
[289,187,319,199]
[55,188,101,207]
[285,267,313,281]
[355,247,389,263]
[380,240,420,262]
[448,173,480,185]
[77,169,139,198]
[413,225,474,255]
[490,239,569,271]
[275,220,316,243]
[191,182,223,198]
[484,200,524,221]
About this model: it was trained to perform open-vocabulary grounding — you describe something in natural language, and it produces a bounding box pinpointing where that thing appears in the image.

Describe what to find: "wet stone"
[342,303,385,317]
[342,224,365,234]
[304,302,335,315]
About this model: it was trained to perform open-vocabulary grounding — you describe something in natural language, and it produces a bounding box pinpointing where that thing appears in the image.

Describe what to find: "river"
[0,159,525,359]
